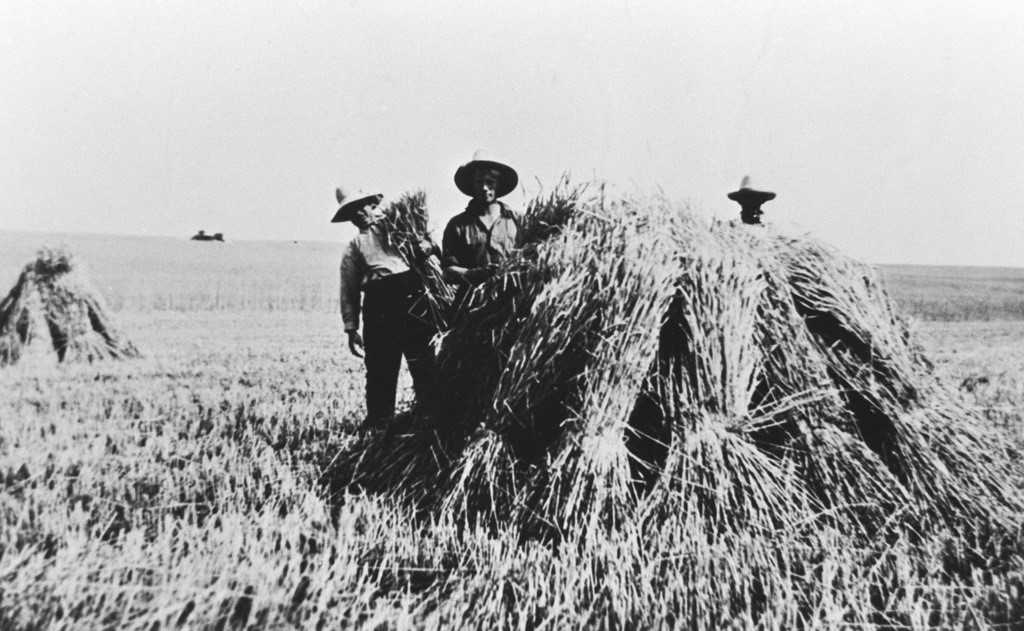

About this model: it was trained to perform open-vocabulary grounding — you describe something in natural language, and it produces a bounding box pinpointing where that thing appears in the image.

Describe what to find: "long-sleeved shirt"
[441,200,521,270]
[340,226,409,331]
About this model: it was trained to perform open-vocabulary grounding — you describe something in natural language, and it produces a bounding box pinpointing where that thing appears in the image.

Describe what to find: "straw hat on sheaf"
[727,175,776,203]
[453,150,519,198]
[331,188,384,223]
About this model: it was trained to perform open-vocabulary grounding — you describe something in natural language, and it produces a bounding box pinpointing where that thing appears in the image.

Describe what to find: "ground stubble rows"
[2,261,1024,628]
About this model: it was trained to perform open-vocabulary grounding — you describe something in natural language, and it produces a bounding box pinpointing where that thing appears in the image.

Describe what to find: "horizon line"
[2,227,1021,271]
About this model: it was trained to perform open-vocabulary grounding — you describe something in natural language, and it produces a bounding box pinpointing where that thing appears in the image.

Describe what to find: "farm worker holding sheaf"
[442,150,522,287]
[333,189,437,428]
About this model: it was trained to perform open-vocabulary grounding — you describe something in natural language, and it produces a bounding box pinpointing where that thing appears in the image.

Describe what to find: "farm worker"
[333,189,436,428]
[727,175,776,225]
[441,150,521,286]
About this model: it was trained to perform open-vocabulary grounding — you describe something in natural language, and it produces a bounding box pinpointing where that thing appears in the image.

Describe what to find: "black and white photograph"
[2,1,1024,628]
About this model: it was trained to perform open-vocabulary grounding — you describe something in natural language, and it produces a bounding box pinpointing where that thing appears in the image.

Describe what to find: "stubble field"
[2,231,1024,629]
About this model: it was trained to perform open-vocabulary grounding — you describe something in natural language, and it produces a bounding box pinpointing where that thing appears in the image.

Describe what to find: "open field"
[0,232,341,312]
[5,230,1024,320]
[918,321,1024,446]
[3,312,1023,629]
[2,231,1024,628]
[882,265,1024,321]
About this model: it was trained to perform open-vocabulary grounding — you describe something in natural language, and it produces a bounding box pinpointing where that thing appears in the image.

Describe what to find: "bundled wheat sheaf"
[377,190,456,330]
[346,182,1022,544]
[0,247,139,366]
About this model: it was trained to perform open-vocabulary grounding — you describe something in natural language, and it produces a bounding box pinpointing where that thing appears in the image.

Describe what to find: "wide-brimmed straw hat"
[453,150,518,198]
[727,175,776,203]
[331,188,384,223]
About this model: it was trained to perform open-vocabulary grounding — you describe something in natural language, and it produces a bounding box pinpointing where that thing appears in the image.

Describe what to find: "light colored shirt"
[340,226,409,331]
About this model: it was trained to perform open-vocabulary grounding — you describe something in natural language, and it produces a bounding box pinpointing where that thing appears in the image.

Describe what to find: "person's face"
[472,169,500,203]
[353,200,383,228]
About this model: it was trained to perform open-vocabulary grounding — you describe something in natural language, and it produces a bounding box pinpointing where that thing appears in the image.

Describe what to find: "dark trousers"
[362,272,436,424]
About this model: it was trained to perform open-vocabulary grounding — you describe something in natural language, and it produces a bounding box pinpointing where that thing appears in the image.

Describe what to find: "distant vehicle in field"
[191,230,224,242]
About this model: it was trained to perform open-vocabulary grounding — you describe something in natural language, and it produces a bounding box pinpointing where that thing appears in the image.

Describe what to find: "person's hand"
[347,330,365,358]
[417,238,437,257]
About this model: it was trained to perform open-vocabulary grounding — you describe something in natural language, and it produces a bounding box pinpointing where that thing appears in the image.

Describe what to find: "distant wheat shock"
[0,247,139,366]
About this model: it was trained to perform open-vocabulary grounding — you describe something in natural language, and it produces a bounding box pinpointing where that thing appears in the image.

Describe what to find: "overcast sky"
[2,1,1023,266]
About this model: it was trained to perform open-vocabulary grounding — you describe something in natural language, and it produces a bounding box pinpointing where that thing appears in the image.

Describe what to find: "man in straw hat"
[333,188,436,428]
[727,175,776,225]
[442,150,521,286]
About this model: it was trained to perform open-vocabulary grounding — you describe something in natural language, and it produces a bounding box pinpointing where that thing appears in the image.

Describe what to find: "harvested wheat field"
[1,187,1024,629]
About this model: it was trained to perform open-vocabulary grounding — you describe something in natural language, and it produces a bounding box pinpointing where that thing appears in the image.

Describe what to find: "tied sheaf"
[344,181,1022,543]
[0,247,139,366]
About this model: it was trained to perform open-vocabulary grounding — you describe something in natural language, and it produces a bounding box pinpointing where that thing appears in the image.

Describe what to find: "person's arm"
[442,219,494,283]
[445,265,474,282]
[339,242,365,357]
[441,221,471,282]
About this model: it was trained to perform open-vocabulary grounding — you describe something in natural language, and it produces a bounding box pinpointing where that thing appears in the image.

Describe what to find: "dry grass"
[375,190,454,330]
[2,185,1024,628]
[0,248,139,366]
[353,186,1022,532]
[2,312,1022,629]
[339,182,1024,626]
